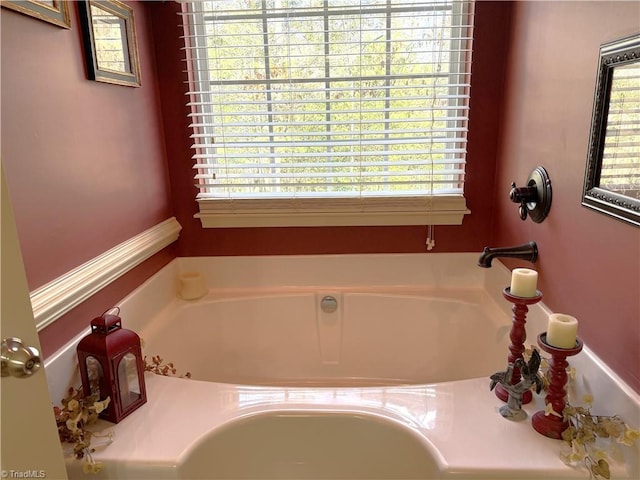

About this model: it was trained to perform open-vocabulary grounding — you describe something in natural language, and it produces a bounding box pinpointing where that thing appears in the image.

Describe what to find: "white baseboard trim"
[31,217,181,331]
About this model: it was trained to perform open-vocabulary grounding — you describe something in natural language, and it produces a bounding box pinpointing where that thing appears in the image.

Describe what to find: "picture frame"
[582,33,639,227]
[2,1,71,28]
[77,0,142,87]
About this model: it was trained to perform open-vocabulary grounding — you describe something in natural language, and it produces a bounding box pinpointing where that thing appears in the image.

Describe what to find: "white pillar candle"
[546,314,579,349]
[178,272,207,300]
[510,268,538,297]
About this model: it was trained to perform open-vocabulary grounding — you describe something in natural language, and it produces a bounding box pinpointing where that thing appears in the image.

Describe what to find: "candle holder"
[532,333,583,439]
[494,287,542,404]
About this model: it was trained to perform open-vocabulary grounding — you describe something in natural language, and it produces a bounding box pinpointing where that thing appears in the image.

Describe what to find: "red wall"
[150,1,511,256]
[493,1,640,392]
[3,1,638,394]
[37,244,176,358]
[1,2,175,355]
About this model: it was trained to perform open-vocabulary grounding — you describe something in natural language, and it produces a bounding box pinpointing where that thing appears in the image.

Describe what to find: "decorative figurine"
[490,349,543,421]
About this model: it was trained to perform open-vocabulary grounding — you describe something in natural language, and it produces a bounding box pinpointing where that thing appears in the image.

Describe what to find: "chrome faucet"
[477,241,538,268]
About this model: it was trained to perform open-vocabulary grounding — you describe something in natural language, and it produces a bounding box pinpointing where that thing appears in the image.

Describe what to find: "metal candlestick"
[532,332,583,439]
[494,287,542,404]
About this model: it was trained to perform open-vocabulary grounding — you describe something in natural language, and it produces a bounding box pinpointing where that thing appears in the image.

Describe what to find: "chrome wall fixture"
[510,166,552,223]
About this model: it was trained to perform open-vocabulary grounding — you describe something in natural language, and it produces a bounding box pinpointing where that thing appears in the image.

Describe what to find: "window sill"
[195,196,470,228]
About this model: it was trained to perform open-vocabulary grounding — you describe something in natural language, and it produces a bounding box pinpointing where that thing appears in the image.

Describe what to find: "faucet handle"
[509,167,552,223]
[509,182,538,203]
[510,182,536,221]
[519,203,528,221]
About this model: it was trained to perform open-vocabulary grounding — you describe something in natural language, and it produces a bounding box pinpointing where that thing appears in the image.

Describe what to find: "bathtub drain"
[320,295,338,313]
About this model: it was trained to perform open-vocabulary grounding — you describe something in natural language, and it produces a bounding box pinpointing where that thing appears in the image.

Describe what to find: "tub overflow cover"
[320,296,338,314]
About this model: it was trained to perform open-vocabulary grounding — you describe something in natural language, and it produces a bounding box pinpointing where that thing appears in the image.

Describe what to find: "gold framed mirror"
[2,1,71,28]
[78,0,141,87]
[582,33,639,227]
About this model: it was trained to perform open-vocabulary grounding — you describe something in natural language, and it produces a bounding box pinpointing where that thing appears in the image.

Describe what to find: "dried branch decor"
[54,387,112,474]
[55,355,190,474]
[525,346,639,479]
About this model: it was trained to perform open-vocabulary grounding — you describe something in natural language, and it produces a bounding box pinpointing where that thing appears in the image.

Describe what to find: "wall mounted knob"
[1,337,41,378]
[509,166,552,223]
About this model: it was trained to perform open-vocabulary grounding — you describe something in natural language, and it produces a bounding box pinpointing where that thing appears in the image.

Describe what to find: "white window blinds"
[180,0,474,227]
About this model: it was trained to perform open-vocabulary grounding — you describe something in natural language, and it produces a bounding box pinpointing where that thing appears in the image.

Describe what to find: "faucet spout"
[477,241,538,268]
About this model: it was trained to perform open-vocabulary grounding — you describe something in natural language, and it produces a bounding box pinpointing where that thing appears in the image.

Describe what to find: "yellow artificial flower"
[82,459,104,475]
[66,419,79,433]
[618,427,640,447]
[93,397,110,414]
[604,418,624,438]
[560,440,586,464]
[570,440,586,461]
[544,402,562,418]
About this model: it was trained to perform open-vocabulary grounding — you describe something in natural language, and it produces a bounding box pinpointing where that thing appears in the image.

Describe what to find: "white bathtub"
[140,287,510,387]
[46,254,639,480]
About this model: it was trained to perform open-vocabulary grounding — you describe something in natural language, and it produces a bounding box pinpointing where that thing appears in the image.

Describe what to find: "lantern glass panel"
[85,355,104,398]
[117,353,141,410]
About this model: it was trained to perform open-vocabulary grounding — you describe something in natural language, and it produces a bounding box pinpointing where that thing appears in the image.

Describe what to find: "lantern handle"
[102,306,121,317]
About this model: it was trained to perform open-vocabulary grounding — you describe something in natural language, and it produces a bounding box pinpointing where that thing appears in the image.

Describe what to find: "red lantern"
[77,308,147,423]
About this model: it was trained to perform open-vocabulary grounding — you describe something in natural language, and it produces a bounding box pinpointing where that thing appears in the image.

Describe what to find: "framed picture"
[78,0,141,87]
[2,1,71,28]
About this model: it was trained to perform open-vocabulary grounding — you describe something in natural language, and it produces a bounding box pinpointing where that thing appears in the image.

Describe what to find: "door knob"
[1,337,41,378]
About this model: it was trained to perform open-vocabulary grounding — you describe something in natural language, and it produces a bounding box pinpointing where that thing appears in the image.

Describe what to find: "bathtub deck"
[49,256,638,479]
[66,372,635,479]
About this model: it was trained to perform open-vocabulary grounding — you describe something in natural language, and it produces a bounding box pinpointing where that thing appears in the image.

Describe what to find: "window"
[180,0,475,227]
